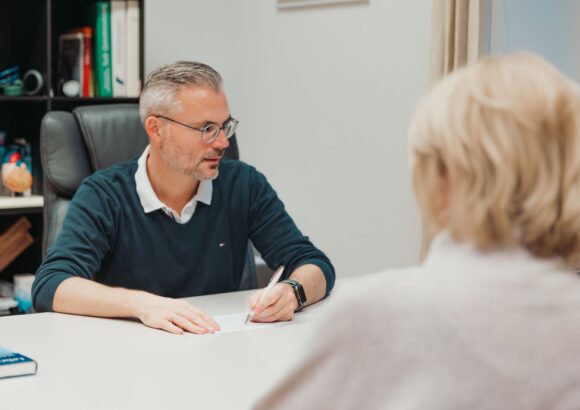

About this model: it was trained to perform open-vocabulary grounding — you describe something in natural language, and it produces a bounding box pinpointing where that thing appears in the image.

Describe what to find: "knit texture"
[33,159,334,312]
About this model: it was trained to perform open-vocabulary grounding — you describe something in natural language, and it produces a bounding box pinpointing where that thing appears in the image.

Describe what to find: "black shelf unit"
[0,0,144,281]
[0,96,48,103]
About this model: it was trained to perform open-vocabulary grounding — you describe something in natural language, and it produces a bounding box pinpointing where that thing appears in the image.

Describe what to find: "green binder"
[94,1,113,97]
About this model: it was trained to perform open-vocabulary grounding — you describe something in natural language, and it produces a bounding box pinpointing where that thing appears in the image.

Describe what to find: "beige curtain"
[430,0,492,84]
[420,0,492,259]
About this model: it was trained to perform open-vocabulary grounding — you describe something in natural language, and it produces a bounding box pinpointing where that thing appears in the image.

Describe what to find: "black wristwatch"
[282,279,307,312]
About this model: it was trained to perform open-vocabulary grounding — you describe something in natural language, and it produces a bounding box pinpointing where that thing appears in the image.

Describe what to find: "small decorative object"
[62,79,81,97]
[22,69,44,96]
[0,66,20,86]
[13,274,35,313]
[1,139,33,195]
[0,67,43,96]
[0,66,22,96]
[2,80,23,97]
[57,32,83,97]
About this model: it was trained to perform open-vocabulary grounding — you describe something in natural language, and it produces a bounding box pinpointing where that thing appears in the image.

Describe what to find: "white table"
[0,278,357,410]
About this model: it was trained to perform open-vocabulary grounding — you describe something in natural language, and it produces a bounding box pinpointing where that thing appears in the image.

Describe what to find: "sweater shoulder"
[81,160,138,191]
[74,160,138,208]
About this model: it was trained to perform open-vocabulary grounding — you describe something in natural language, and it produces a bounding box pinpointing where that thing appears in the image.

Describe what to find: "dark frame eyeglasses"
[154,114,239,144]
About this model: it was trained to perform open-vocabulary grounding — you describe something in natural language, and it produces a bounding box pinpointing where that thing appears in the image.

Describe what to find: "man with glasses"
[32,61,335,334]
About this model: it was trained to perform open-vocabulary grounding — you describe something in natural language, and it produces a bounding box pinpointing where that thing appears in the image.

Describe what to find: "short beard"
[190,165,220,181]
[160,141,224,181]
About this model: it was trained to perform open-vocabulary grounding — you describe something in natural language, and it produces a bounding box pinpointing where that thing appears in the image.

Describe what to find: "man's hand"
[133,292,220,335]
[248,283,298,323]
[52,277,221,335]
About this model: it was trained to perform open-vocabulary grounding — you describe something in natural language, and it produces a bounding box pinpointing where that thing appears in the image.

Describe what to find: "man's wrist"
[281,279,307,311]
[125,289,152,320]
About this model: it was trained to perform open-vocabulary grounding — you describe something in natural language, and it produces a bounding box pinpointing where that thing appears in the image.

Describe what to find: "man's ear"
[144,116,162,145]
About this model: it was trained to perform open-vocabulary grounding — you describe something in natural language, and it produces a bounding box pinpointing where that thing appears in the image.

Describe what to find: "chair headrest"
[73,104,149,171]
[41,103,241,198]
[41,111,92,198]
[41,104,149,198]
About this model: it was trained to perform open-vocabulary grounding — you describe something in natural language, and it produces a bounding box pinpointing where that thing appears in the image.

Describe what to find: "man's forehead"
[173,86,230,123]
[177,84,225,99]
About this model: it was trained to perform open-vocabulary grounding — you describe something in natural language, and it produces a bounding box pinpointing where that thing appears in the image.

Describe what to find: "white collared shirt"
[134,145,212,224]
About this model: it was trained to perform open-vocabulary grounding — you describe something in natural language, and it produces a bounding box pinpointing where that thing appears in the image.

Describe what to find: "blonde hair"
[410,52,580,266]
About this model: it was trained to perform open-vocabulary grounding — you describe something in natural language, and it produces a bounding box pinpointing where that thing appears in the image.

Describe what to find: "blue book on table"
[0,346,37,379]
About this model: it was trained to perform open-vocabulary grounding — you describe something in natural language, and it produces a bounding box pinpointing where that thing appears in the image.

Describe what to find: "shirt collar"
[135,145,212,214]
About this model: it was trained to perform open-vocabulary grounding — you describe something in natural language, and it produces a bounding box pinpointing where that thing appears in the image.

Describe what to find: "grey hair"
[139,61,223,123]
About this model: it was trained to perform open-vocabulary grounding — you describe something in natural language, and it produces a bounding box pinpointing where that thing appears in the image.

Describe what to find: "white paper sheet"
[213,313,287,333]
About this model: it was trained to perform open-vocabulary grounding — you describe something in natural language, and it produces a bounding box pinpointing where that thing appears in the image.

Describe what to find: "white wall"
[145,0,228,76]
[146,1,432,276]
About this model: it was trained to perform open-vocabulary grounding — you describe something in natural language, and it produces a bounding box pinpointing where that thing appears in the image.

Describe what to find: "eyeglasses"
[154,114,239,144]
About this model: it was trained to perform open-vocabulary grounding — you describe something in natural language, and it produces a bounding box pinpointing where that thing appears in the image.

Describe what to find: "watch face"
[283,279,306,310]
[297,284,306,304]
[293,281,306,305]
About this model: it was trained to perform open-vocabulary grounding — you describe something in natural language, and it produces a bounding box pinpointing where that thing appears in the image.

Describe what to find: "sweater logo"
[219,242,226,248]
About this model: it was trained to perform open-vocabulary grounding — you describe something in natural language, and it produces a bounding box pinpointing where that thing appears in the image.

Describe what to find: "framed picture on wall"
[278,0,369,9]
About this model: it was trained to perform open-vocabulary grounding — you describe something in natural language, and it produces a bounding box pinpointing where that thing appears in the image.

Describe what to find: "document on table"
[213,313,288,333]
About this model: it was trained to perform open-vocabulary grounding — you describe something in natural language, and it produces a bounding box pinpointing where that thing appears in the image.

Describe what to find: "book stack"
[0,217,34,272]
[57,0,141,98]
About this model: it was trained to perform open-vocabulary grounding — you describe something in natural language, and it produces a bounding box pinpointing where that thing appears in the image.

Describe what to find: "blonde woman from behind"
[255,53,580,410]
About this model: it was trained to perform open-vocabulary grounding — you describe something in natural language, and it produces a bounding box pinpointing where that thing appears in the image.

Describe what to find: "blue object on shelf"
[0,66,20,86]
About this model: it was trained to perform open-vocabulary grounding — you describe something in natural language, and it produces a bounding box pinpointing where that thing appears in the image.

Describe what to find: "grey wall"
[145,0,228,76]
[146,1,432,276]
[490,0,580,81]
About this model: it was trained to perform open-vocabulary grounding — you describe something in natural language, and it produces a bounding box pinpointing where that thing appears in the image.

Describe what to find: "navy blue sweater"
[32,159,335,312]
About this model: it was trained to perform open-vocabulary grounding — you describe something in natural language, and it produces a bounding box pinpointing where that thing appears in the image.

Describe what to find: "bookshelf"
[0,196,44,214]
[0,0,144,282]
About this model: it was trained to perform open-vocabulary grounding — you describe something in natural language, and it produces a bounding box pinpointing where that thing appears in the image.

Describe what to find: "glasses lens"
[201,124,220,143]
[225,119,238,139]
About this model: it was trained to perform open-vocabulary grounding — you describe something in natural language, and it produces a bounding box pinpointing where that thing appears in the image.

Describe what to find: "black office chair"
[40,104,256,290]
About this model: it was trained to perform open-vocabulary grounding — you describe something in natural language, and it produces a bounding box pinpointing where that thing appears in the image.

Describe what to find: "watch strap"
[281,279,307,311]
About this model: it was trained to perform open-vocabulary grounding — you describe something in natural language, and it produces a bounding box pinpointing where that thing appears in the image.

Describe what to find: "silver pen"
[244,265,285,325]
